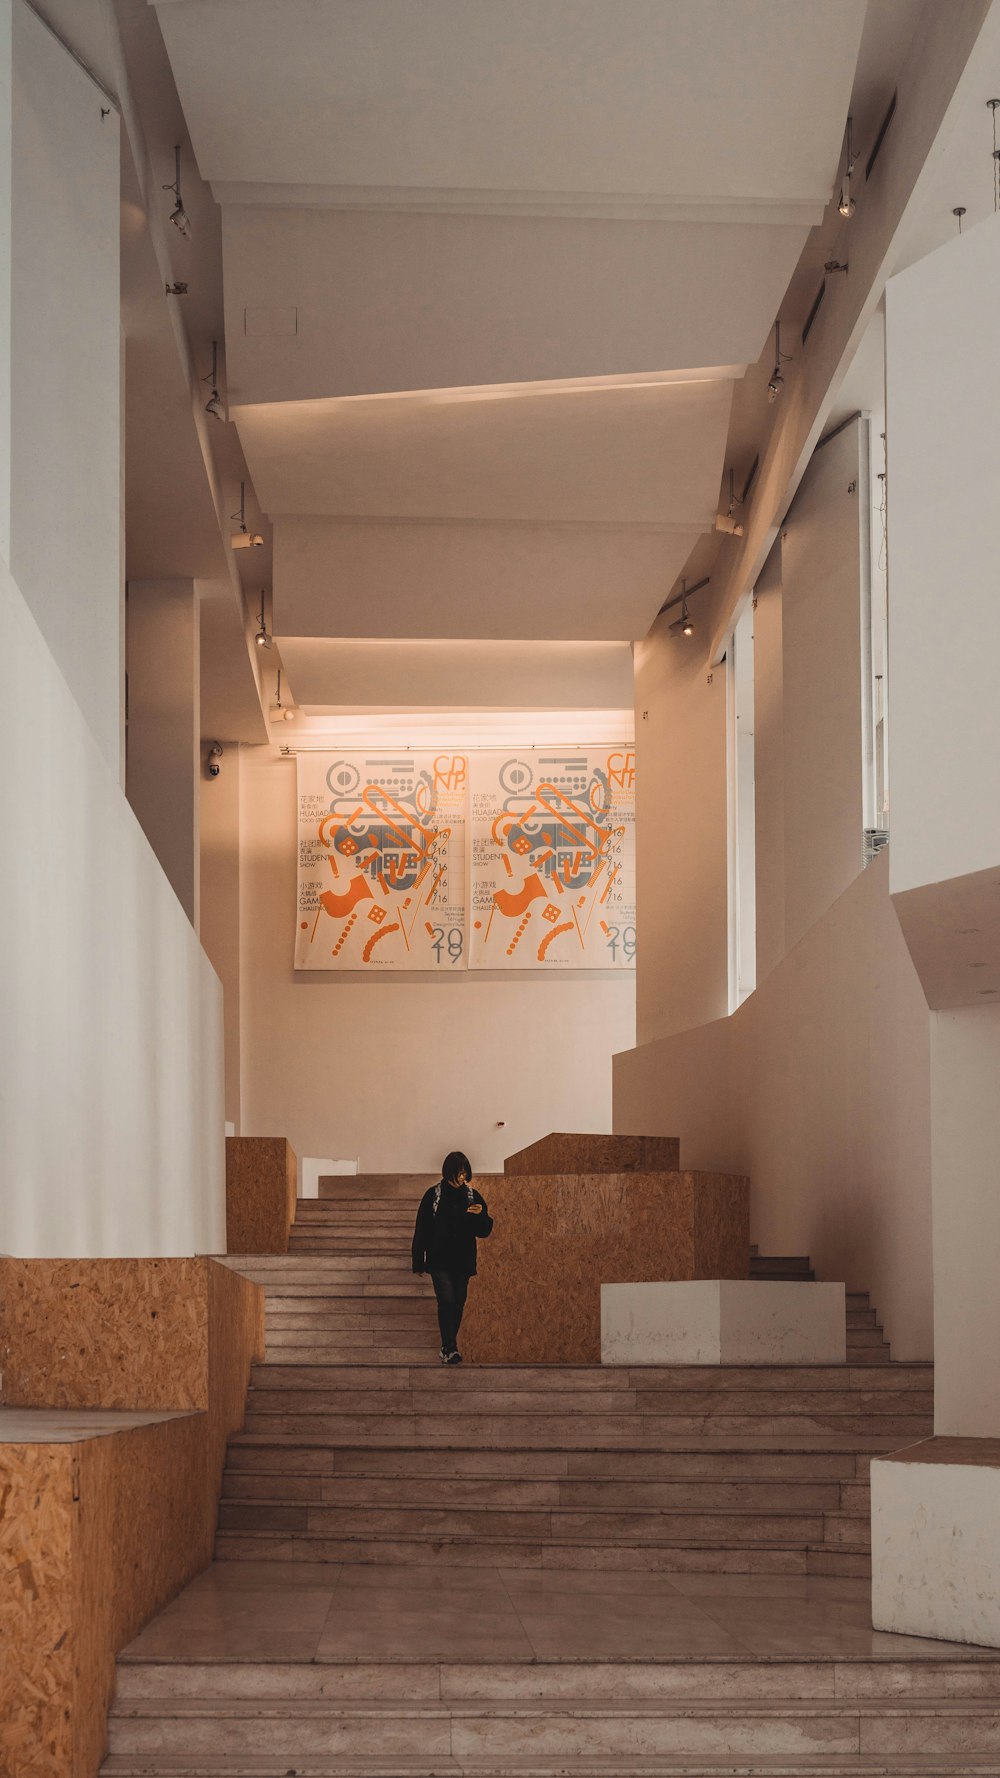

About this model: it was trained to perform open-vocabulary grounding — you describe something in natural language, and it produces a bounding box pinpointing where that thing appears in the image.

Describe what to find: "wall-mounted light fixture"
[767,320,790,403]
[163,145,192,237]
[254,594,271,649]
[658,575,710,638]
[203,341,225,421]
[715,467,745,536]
[231,481,264,549]
[838,117,856,218]
[271,668,295,722]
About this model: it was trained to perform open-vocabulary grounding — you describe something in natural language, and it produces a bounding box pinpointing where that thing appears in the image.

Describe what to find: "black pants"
[430,1270,469,1352]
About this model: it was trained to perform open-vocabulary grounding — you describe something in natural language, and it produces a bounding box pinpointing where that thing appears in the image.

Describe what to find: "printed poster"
[468,748,636,970]
[295,751,467,970]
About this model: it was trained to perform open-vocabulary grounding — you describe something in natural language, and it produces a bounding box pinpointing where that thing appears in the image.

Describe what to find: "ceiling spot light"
[767,320,791,404]
[838,116,856,218]
[230,481,264,549]
[715,467,745,536]
[953,206,967,235]
[989,101,1000,212]
[254,594,271,650]
[271,668,295,722]
[163,144,192,237]
[203,340,225,422]
[668,582,696,637]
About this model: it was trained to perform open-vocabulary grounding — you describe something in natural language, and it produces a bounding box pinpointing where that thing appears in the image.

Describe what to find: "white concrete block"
[299,1156,359,1198]
[872,1451,1000,1648]
[601,1280,847,1366]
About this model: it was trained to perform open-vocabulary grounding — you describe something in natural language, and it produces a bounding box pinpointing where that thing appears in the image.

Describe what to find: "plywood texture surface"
[462,1169,749,1364]
[226,1136,297,1254]
[0,1258,211,1411]
[0,1442,75,1776]
[0,1260,263,1777]
[504,1131,681,1174]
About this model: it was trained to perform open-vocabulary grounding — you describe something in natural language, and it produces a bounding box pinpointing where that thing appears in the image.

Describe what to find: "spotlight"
[838,116,856,218]
[669,593,695,637]
[715,468,744,535]
[254,595,271,649]
[162,145,192,238]
[767,319,788,403]
[270,669,295,722]
[202,341,225,422]
[230,481,264,548]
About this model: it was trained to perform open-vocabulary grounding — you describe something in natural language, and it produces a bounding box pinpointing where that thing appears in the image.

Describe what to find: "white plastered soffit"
[211,181,826,229]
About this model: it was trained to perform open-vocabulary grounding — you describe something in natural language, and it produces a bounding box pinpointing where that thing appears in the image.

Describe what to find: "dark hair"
[442,1150,472,1183]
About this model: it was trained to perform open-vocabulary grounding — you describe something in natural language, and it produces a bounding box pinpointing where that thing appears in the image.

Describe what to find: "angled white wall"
[5,0,122,777]
[0,554,225,1257]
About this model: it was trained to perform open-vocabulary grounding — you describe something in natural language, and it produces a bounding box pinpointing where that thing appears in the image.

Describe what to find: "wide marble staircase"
[101,1164,1000,1775]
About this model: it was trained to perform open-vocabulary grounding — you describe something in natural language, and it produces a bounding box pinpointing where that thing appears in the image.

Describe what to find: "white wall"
[126,579,200,926]
[781,419,866,950]
[633,612,729,1045]
[929,1005,1000,1436]
[614,852,933,1359]
[887,215,1000,898]
[237,743,636,1172]
[0,554,225,1258]
[7,2,122,777]
[753,539,785,982]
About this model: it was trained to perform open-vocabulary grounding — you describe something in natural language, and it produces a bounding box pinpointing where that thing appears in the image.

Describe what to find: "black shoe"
[445,1348,463,1365]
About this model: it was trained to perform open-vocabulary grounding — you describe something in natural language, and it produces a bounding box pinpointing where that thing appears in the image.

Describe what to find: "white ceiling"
[236,377,733,526]
[152,0,868,652]
[153,0,862,213]
[279,638,634,710]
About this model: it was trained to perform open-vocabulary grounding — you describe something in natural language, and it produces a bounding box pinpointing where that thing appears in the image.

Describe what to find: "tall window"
[727,598,756,1009]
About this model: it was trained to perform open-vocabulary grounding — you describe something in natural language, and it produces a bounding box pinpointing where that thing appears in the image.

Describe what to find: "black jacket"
[412,1181,494,1277]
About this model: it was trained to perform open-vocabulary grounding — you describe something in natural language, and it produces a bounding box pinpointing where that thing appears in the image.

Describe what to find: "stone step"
[216,1500,849,1545]
[99,1758,1000,1777]
[318,1176,435,1199]
[224,1446,874,1481]
[107,1692,1000,1760]
[248,1362,932,1393]
[288,1238,412,1253]
[213,1524,871,1573]
[264,1345,441,1365]
[220,1472,851,1510]
[110,1655,1000,1704]
[239,1411,931,1445]
[244,1384,932,1418]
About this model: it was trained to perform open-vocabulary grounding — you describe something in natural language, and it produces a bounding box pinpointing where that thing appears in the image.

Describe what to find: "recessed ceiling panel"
[273,516,699,642]
[235,377,733,527]
[277,637,635,710]
[221,208,808,403]
[154,0,863,209]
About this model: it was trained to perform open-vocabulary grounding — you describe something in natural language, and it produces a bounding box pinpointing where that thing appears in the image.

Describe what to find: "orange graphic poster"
[295,752,467,971]
[468,749,636,970]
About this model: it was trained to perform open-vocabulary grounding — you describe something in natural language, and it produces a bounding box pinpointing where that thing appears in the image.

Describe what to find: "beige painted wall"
[753,539,785,982]
[126,579,200,926]
[237,744,636,1173]
[781,419,866,951]
[200,745,242,1128]
[634,613,728,1044]
[614,852,932,1359]
[929,1004,1000,1436]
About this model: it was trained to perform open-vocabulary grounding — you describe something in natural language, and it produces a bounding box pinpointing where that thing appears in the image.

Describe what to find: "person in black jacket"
[412,1151,493,1364]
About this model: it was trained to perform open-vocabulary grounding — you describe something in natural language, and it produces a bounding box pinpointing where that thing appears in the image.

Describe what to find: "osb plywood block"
[73,1416,212,1778]
[0,1273,264,1778]
[207,1263,265,1475]
[880,1437,1000,1467]
[692,1170,750,1278]
[0,1260,210,1413]
[0,1441,75,1777]
[462,1170,749,1365]
[504,1132,681,1174]
[226,1137,297,1255]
